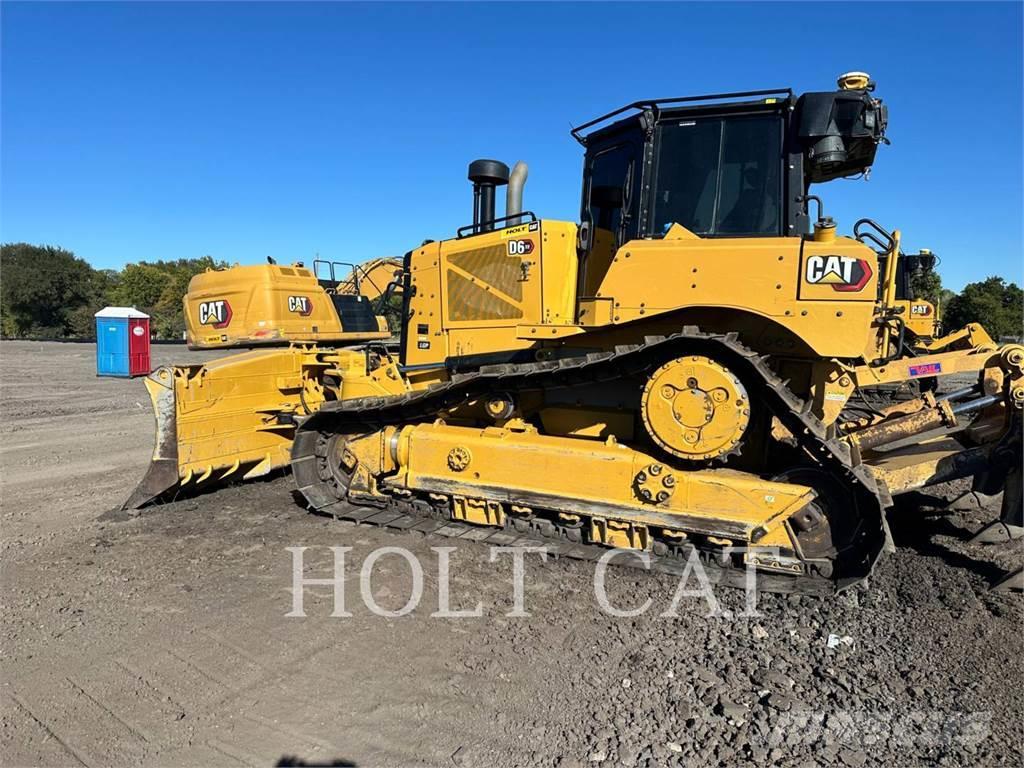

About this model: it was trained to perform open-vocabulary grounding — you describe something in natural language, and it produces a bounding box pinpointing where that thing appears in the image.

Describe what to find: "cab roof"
[571,88,794,145]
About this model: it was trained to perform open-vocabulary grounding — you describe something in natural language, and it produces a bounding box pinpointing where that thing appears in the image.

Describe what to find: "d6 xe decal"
[507,239,534,256]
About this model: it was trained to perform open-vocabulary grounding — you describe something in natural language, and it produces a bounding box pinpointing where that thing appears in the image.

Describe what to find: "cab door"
[578,129,643,300]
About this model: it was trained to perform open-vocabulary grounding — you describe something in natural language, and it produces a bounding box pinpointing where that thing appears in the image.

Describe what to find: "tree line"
[909,270,1022,341]
[1,243,226,340]
[1,241,1021,342]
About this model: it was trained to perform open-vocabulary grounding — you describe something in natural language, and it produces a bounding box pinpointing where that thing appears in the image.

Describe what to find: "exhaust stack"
[506,161,529,227]
[468,159,509,234]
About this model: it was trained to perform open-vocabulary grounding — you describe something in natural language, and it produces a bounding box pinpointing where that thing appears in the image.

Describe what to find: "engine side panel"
[400,220,579,372]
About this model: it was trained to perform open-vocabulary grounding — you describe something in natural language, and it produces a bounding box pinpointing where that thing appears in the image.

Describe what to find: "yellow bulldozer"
[127,72,1023,593]
[890,248,942,343]
[183,256,401,349]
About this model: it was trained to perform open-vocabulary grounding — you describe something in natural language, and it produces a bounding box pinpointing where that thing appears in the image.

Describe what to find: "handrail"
[313,259,360,293]
[457,211,538,239]
[881,229,902,310]
[853,218,895,253]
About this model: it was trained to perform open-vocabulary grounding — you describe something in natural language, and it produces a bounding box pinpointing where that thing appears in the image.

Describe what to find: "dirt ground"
[1,340,1022,767]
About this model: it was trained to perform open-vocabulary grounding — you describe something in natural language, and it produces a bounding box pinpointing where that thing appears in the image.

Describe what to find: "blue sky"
[2,1,1021,290]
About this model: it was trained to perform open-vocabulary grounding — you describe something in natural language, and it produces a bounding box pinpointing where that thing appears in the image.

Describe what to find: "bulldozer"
[127,72,1023,593]
[183,257,401,349]
[889,248,942,344]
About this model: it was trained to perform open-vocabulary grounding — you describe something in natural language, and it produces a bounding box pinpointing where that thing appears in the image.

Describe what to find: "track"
[292,328,890,593]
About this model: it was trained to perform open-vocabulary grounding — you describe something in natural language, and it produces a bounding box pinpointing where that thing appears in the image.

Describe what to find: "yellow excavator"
[127,72,1022,592]
[183,257,401,349]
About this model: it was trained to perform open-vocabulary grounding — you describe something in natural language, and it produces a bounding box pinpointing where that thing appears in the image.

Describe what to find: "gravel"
[1,342,1021,766]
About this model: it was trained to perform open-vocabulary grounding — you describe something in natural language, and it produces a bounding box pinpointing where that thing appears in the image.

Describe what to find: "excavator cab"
[312,258,395,335]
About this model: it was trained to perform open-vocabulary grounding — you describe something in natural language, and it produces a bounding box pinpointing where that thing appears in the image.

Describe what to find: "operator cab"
[573,77,888,287]
[313,258,383,333]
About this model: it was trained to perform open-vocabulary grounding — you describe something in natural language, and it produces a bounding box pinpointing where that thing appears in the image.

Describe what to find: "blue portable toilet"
[95,307,151,377]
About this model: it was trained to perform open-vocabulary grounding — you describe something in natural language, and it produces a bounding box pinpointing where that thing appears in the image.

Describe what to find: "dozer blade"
[864,401,1023,591]
[970,522,1024,545]
[989,447,1024,591]
[123,457,182,511]
[122,371,181,509]
[123,346,338,509]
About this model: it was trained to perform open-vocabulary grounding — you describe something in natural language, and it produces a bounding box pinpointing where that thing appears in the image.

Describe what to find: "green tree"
[909,268,943,305]
[110,256,225,338]
[109,262,171,309]
[938,287,956,311]
[67,267,120,337]
[944,276,1023,340]
[1,245,226,340]
[0,243,101,337]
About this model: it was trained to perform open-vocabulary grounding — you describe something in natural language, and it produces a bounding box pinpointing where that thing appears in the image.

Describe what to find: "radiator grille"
[447,271,523,322]
[449,244,523,302]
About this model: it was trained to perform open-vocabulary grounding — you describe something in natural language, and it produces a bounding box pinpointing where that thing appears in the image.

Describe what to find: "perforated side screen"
[446,271,523,322]
[446,244,525,322]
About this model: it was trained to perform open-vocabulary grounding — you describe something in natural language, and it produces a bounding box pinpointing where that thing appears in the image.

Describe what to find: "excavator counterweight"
[183,257,401,349]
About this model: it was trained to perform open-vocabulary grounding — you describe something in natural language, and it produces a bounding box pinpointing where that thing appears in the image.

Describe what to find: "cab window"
[651,115,782,237]
[584,143,636,249]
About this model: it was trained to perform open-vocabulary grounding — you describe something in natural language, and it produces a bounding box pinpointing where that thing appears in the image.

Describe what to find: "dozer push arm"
[841,343,1024,498]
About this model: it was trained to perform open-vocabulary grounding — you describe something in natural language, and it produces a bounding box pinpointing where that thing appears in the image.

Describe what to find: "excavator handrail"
[571,88,794,144]
[313,258,356,286]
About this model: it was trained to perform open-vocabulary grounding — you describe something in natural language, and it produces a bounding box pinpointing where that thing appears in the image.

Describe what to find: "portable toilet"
[95,307,151,377]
